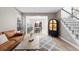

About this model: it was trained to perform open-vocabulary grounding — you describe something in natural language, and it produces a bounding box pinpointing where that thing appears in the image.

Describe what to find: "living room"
[0,0,79,59]
[0,7,79,51]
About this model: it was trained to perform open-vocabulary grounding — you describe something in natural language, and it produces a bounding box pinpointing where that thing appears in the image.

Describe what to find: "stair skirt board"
[59,36,79,50]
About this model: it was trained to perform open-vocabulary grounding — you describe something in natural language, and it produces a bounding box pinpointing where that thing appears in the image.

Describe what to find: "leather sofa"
[0,30,24,51]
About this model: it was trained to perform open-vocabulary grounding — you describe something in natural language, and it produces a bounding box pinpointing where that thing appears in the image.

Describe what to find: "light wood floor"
[26,34,79,51]
[14,33,79,51]
[53,37,79,51]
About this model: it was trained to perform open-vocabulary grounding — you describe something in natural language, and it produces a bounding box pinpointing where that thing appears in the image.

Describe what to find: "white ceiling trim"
[16,7,62,13]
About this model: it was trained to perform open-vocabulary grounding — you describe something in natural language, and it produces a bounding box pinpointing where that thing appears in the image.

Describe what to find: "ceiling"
[16,7,62,13]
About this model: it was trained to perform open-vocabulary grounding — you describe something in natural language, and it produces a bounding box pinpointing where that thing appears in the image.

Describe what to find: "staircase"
[60,8,79,48]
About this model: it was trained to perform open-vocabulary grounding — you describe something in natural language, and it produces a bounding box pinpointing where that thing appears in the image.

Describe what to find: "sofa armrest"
[14,32,23,36]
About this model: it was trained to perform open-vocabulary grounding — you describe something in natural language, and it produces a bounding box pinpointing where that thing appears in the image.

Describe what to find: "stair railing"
[62,8,79,20]
[62,8,79,40]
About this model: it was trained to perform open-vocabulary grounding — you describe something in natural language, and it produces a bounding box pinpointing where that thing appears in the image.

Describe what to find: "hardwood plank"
[53,37,79,51]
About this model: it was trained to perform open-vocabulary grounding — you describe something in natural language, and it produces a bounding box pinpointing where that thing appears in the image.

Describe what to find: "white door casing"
[26,16,48,35]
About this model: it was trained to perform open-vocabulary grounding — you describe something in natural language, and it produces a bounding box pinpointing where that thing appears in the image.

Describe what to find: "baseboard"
[59,36,79,50]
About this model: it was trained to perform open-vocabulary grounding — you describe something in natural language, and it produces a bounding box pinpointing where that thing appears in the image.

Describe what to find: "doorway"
[26,16,48,35]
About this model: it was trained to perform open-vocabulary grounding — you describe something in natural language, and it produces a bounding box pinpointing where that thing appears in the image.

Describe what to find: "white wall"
[56,10,71,37]
[56,7,72,20]
[0,7,21,32]
[22,13,56,33]
[63,7,72,14]
[56,11,61,20]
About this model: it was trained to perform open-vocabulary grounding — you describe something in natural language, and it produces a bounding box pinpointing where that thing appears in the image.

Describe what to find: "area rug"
[40,35,63,51]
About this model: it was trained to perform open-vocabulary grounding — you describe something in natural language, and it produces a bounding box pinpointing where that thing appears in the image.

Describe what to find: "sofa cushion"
[4,30,16,38]
[9,36,23,42]
[0,41,16,51]
[0,34,8,45]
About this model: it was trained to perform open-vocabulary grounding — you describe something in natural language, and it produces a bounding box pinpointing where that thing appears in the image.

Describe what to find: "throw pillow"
[0,34,8,45]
